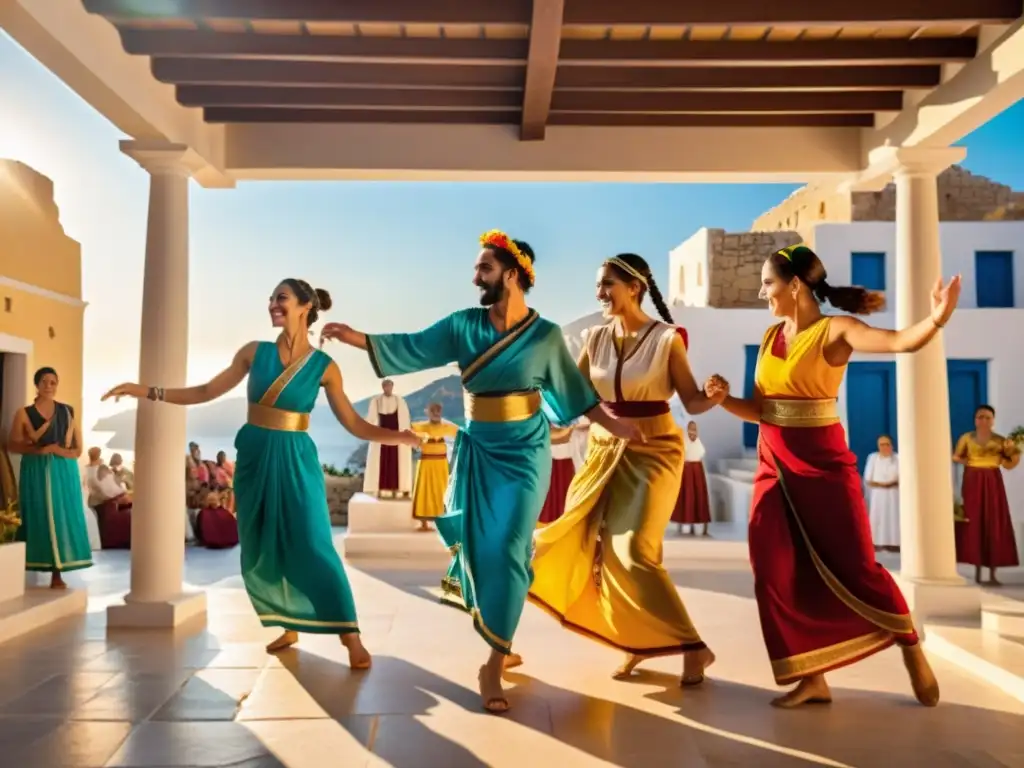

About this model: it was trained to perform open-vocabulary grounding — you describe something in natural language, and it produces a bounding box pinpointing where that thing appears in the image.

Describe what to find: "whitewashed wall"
[667,228,711,305]
[814,221,1024,310]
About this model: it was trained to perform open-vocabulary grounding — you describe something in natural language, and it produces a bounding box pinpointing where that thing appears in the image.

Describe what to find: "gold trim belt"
[761,398,839,428]
[464,391,542,423]
[247,402,310,432]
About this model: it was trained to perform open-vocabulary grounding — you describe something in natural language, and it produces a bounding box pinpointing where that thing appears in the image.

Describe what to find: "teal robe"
[367,308,599,653]
[17,403,92,572]
[234,342,359,634]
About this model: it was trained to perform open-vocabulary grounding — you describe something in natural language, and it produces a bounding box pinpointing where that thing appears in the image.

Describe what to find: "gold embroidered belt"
[464,391,542,423]
[761,398,839,428]
[247,403,310,432]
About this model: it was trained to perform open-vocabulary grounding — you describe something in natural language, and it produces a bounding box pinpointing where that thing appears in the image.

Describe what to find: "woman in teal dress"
[321,230,641,712]
[7,367,92,588]
[103,279,420,668]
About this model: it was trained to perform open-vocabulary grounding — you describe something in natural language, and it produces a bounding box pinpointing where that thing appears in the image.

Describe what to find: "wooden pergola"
[83,0,1017,141]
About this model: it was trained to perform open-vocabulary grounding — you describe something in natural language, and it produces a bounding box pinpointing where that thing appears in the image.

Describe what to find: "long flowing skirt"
[671,462,711,525]
[412,455,449,520]
[529,418,705,656]
[234,424,358,634]
[16,454,93,572]
[752,423,918,685]
[955,466,1019,568]
[437,415,549,655]
[537,457,575,526]
[377,411,400,491]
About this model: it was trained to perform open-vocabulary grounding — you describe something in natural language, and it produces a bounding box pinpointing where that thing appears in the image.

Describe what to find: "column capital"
[887,146,967,177]
[120,140,197,177]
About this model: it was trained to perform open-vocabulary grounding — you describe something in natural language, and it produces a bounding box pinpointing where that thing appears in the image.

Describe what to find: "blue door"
[851,251,887,291]
[846,362,897,474]
[947,360,989,447]
[975,251,1014,308]
[743,345,760,449]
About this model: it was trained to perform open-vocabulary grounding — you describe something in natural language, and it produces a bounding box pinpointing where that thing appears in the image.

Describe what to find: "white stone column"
[890,146,978,625]
[107,141,207,628]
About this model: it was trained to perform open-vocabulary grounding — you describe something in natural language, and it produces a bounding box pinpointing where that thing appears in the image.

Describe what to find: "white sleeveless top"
[684,436,706,463]
[586,320,679,403]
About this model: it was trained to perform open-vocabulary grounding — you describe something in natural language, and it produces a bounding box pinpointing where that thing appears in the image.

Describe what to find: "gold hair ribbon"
[606,257,649,286]
[777,244,810,262]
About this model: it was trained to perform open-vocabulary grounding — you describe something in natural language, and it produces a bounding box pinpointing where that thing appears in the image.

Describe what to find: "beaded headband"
[605,256,649,286]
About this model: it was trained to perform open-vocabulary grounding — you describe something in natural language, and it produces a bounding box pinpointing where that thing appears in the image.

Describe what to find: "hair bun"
[314,288,333,312]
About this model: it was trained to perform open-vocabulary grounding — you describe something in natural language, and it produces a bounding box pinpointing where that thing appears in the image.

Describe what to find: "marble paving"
[0,543,1023,767]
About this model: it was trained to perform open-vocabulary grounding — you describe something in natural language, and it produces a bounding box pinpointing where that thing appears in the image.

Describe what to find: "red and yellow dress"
[953,432,1019,568]
[751,318,918,686]
[410,420,458,520]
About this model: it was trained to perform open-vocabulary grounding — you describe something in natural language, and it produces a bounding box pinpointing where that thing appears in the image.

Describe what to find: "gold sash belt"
[464,391,541,423]
[761,398,839,428]
[247,402,310,432]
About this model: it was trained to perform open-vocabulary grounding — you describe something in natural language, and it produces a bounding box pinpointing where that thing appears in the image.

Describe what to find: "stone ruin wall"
[705,229,802,308]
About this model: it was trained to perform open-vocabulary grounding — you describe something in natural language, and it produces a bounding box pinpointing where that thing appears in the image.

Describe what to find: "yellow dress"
[411,420,459,520]
[529,321,706,656]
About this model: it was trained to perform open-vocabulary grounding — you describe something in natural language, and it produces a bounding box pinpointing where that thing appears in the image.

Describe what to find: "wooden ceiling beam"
[202,107,875,127]
[151,58,939,91]
[556,65,941,90]
[561,0,1022,26]
[560,38,978,66]
[119,29,978,67]
[121,29,528,64]
[178,85,522,109]
[550,90,903,111]
[153,59,525,88]
[521,0,566,140]
[204,107,521,123]
[85,0,531,25]
[180,85,901,112]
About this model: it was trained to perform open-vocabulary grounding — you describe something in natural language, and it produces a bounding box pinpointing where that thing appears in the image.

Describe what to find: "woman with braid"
[529,253,723,686]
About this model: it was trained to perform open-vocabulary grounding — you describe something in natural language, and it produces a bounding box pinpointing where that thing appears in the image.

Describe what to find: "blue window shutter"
[975,251,1014,308]
[851,252,886,291]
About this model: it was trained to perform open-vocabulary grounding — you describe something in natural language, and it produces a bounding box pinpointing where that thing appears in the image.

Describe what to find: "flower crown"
[480,229,535,286]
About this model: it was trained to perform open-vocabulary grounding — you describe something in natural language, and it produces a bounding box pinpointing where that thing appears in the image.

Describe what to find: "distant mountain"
[92,374,467,454]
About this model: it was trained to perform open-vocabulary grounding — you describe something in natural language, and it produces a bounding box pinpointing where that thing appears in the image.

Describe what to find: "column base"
[894,573,981,630]
[106,590,208,629]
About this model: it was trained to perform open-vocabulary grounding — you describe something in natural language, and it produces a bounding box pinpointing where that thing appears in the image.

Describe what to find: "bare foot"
[266,631,298,653]
[771,675,833,708]
[612,653,644,679]
[902,644,940,707]
[342,634,372,670]
[478,663,509,714]
[50,573,67,590]
[504,652,524,670]
[681,647,716,687]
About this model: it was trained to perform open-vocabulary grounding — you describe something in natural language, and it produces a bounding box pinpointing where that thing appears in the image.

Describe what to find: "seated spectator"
[93,465,132,550]
[109,453,134,491]
[195,489,238,549]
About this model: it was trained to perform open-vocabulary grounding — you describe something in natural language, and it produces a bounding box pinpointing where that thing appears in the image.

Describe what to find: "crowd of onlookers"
[80,442,239,550]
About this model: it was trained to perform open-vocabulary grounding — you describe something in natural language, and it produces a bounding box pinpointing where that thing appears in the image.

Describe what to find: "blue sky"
[2,32,1023,425]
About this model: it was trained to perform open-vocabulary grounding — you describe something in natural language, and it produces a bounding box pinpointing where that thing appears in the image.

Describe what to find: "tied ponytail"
[812,279,883,316]
[646,276,675,324]
[771,246,884,316]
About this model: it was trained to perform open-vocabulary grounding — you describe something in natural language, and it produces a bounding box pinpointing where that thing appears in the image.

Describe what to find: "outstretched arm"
[321,362,420,446]
[668,334,723,415]
[102,343,258,406]
[322,314,458,378]
[720,395,762,424]
[829,274,961,355]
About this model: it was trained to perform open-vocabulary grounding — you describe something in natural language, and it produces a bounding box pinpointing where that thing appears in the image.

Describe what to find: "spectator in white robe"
[864,434,900,552]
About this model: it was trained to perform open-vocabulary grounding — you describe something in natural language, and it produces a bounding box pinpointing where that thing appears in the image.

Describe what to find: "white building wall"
[668,228,711,306]
[813,221,1024,310]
